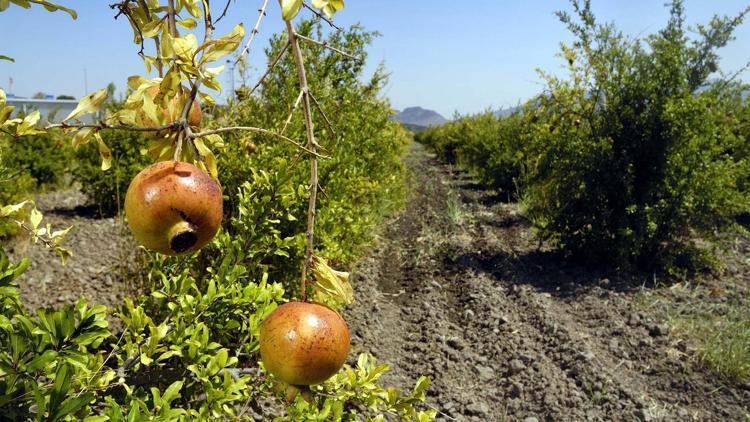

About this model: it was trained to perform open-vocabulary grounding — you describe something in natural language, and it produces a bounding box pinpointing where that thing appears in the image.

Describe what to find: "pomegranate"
[124,161,222,255]
[260,302,350,385]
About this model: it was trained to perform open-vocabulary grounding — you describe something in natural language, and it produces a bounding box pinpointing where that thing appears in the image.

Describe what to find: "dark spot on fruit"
[171,230,198,253]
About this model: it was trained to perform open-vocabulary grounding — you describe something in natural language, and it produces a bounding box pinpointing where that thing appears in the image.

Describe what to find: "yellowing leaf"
[28,0,77,19]
[95,132,112,171]
[171,34,198,61]
[29,207,43,229]
[15,110,44,135]
[0,200,32,217]
[64,89,107,122]
[198,24,244,65]
[71,127,94,148]
[280,0,303,21]
[177,18,197,30]
[311,256,353,308]
[141,20,163,38]
[312,0,344,17]
[127,75,150,91]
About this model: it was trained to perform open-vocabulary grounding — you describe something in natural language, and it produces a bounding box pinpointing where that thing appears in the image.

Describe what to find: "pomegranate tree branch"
[285,20,318,302]
[166,0,177,37]
[249,41,290,96]
[174,0,214,162]
[236,0,269,62]
[281,89,305,135]
[294,33,361,62]
[213,0,232,26]
[46,121,179,132]
[308,91,335,136]
[189,126,328,158]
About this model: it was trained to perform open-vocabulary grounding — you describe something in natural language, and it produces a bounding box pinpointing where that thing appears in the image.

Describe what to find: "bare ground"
[9,143,750,421]
[344,143,750,421]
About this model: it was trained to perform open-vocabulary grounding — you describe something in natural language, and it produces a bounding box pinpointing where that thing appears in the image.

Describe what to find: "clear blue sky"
[1,1,749,117]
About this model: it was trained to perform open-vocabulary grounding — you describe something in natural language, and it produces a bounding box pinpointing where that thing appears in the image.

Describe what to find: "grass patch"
[639,283,750,383]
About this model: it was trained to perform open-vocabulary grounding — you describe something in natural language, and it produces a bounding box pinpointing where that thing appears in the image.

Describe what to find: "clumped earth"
[345,143,750,421]
[11,144,750,420]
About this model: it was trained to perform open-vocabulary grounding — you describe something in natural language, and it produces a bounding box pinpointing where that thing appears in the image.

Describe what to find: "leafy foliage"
[2,133,71,190]
[417,110,526,195]
[71,129,151,216]
[421,0,750,273]
[522,0,750,271]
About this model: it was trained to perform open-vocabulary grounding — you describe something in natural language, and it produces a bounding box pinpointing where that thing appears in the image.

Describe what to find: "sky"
[1,1,749,117]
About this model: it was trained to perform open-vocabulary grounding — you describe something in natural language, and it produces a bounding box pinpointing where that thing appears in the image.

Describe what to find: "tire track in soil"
[345,143,750,421]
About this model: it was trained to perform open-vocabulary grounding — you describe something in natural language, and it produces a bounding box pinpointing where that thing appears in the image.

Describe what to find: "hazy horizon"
[1,1,749,117]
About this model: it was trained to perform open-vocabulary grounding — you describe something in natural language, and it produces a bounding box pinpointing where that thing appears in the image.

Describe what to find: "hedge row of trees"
[418,0,750,274]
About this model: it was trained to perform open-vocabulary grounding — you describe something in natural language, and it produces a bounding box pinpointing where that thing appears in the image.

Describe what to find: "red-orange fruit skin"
[260,302,350,386]
[124,161,222,256]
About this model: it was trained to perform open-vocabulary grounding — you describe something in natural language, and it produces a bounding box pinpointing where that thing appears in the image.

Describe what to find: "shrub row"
[418,0,750,273]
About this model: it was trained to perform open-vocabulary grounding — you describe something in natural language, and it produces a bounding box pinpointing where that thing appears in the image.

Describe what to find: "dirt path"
[345,143,750,421]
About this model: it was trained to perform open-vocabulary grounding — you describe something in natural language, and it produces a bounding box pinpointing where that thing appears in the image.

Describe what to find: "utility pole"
[226,59,235,101]
[8,76,12,95]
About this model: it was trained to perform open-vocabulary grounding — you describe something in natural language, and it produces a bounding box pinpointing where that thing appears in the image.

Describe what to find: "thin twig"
[175,0,214,162]
[249,42,290,96]
[308,91,335,136]
[213,0,232,26]
[302,2,340,30]
[294,33,361,62]
[236,0,269,62]
[136,0,164,76]
[19,222,54,248]
[285,20,318,302]
[281,89,305,135]
[46,121,179,132]
[189,126,328,158]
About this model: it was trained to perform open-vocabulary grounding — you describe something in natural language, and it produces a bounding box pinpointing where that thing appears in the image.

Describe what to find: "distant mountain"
[392,107,447,129]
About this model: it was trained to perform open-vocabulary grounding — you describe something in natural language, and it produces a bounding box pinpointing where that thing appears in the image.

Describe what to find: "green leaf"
[26,349,57,371]
[161,380,183,404]
[48,363,72,417]
[0,55,14,62]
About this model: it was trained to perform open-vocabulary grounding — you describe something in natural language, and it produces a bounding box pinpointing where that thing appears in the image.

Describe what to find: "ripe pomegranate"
[260,302,350,386]
[140,86,202,128]
[124,161,222,255]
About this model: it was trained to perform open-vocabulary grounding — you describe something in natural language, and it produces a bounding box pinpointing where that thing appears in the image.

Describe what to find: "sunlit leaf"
[311,256,354,308]
[63,89,107,122]
[29,207,42,229]
[94,132,112,170]
[281,0,303,21]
